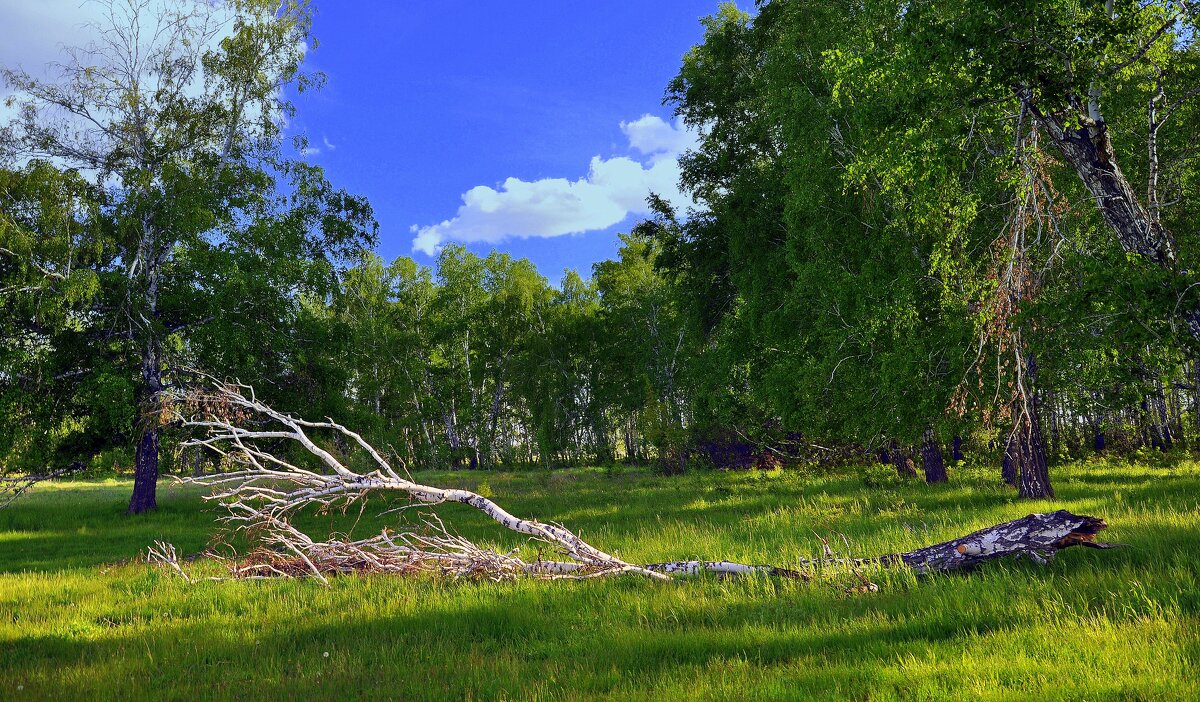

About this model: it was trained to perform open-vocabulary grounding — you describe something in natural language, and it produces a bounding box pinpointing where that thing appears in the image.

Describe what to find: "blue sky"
[285,2,727,282]
[0,1,731,282]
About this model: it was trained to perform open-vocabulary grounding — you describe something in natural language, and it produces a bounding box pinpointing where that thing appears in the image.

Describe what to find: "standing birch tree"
[0,0,374,512]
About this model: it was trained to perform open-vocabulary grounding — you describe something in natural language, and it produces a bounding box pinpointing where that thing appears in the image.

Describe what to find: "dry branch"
[0,462,84,509]
[174,381,1116,585]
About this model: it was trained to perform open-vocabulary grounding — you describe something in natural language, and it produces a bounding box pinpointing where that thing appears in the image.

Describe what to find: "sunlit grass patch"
[1,458,1198,700]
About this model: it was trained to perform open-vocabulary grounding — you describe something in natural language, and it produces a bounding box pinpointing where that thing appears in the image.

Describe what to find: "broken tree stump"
[885,510,1113,574]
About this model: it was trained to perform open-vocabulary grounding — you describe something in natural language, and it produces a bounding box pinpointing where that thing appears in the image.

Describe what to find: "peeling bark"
[1017,87,1178,268]
[1014,85,1200,339]
[885,510,1112,574]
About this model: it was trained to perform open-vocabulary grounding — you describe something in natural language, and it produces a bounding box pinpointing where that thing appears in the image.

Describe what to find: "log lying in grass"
[531,510,1111,579]
[175,380,1114,584]
[884,510,1113,574]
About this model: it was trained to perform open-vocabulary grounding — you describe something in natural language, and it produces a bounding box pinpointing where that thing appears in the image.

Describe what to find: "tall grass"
[1,458,1197,700]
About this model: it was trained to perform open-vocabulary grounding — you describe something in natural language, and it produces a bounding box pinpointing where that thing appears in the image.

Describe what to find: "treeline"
[3,0,1200,511]
[294,236,690,470]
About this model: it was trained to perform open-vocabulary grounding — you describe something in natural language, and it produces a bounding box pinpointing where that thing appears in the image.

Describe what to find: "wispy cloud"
[299,134,335,157]
[410,115,697,256]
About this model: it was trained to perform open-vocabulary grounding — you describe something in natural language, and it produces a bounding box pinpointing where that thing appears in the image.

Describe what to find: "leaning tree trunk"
[1016,87,1200,339]
[1018,89,1177,268]
[920,429,948,484]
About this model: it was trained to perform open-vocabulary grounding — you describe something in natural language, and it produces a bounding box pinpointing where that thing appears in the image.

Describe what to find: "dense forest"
[3,0,1200,514]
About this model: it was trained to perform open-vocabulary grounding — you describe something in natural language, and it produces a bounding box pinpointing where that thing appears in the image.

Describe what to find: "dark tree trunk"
[1001,435,1019,488]
[1094,430,1106,452]
[890,441,918,479]
[1193,359,1200,438]
[952,435,964,463]
[1014,354,1054,499]
[1046,391,1060,457]
[129,427,159,514]
[920,429,948,484]
[1015,404,1053,498]
[128,349,162,515]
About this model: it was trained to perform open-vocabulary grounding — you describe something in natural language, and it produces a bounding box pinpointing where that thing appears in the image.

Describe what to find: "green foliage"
[6,0,1200,491]
[293,234,694,470]
[0,3,375,487]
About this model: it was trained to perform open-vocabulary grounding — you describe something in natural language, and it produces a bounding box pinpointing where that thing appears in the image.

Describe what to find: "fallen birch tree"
[175,381,1116,584]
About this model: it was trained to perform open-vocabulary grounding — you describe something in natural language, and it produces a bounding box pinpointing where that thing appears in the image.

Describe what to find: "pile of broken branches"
[170,380,1116,586]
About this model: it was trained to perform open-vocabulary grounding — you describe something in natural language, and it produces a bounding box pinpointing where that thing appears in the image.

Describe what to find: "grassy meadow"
[1,458,1198,701]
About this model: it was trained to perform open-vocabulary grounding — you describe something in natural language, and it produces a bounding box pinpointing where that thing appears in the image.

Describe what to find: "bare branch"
[170,379,1115,585]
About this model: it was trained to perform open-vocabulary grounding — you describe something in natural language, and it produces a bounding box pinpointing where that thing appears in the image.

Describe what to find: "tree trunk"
[1153,376,1173,450]
[1017,88,1200,339]
[443,405,461,453]
[890,441,918,479]
[884,510,1111,574]
[1001,434,1019,488]
[180,382,1119,583]
[1045,391,1059,457]
[1193,358,1200,439]
[920,429,948,483]
[1019,90,1177,267]
[485,376,505,465]
[951,435,965,463]
[1013,354,1053,499]
[128,346,162,514]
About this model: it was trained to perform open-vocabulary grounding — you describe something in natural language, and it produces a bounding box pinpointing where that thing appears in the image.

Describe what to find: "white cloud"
[621,114,698,157]
[322,135,336,151]
[411,114,698,256]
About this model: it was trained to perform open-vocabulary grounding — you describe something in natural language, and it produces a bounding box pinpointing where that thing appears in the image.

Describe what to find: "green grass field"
[1,459,1198,701]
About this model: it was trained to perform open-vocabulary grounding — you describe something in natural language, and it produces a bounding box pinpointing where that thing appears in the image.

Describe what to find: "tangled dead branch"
[175,380,1116,585]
